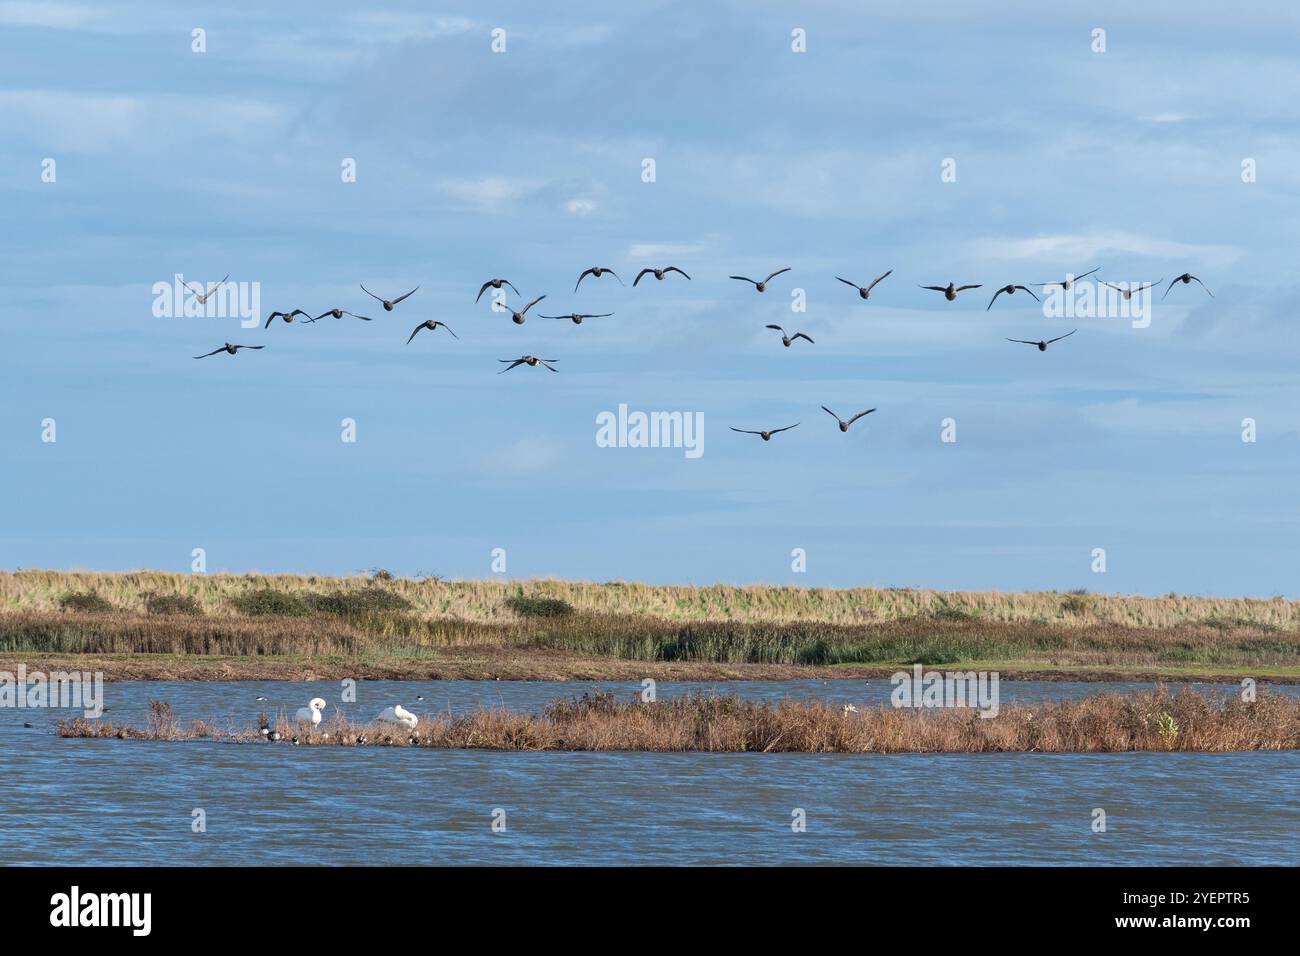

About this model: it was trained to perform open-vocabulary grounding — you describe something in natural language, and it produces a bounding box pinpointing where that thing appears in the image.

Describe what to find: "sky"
[1,1,1297,596]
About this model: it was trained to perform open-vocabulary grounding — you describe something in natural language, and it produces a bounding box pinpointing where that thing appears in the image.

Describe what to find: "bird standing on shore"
[377,705,418,729]
[294,698,326,726]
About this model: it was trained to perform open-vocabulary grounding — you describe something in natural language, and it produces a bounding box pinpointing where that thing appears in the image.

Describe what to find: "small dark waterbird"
[730,424,799,441]
[499,355,558,373]
[540,312,613,325]
[633,266,690,286]
[765,324,813,347]
[921,282,982,301]
[361,284,419,311]
[1006,329,1077,351]
[194,343,264,359]
[573,267,622,292]
[264,309,310,328]
[309,308,372,322]
[180,274,229,304]
[821,406,876,432]
[835,270,892,300]
[1163,273,1213,299]
[730,267,790,292]
[476,278,520,303]
[1034,268,1098,290]
[406,320,458,343]
[500,294,546,324]
[987,284,1041,310]
[1100,280,1161,301]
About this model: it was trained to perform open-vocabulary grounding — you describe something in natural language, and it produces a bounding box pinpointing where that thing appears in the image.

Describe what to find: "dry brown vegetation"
[6,570,1298,681]
[57,688,1300,753]
[6,569,1298,629]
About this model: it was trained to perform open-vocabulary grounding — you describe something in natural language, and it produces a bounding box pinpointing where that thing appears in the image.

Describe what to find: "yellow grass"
[4,569,1297,630]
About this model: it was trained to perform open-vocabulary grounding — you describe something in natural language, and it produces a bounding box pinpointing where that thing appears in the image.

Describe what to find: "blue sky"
[1,1,1297,596]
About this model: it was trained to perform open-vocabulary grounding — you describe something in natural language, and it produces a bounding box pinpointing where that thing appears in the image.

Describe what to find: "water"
[2,680,1297,865]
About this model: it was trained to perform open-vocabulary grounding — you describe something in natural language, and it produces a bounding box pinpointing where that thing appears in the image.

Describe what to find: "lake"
[2,680,1296,865]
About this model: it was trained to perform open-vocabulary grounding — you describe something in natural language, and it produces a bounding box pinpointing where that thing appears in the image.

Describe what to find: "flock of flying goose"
[191,266,1213,442]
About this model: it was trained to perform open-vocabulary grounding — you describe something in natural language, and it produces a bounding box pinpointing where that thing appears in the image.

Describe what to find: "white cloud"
[965,232,1242,267]
[437,176,542,211]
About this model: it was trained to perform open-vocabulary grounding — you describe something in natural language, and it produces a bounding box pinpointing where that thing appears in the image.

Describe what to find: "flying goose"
[729,267,790,292]
[264,309,310,327]
[836,270,892,300]
[406,320,458,343]
[633,266,691,286]
[821,406,876,432]
[921,282,982,301]
[499,355,558,373]
[540,312,613,325]
[360,284,419,311]
[308,308,372,323]
[1100,280,1161,301]
[500,295,546,324]
[574,267,623,292]
[1034,268,1098,290]
[475,277,520,303]
[986,284,1041,310]
[765,324,813,347]
[730,424,799,441]
[194,343,264,359]
[1006,329,1077,351]
[180,274,229,304]
[1163,273,1213,299]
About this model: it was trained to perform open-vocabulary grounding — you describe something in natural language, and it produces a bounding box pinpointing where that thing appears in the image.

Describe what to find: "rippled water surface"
[2,680,1296,865]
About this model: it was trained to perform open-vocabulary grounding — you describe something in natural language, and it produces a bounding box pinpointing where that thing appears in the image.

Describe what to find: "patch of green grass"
[143,592,204,616]
[229,588,312,617]
[506,593,576,618]
[57,590,114,614]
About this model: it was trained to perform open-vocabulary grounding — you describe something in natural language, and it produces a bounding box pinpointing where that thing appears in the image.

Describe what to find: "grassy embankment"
[57,688,1300,753]
[4,569,1299,682]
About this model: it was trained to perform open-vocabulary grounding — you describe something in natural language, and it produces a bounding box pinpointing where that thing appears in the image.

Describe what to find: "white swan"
[377,704,418,729]
[294,697,326,726]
